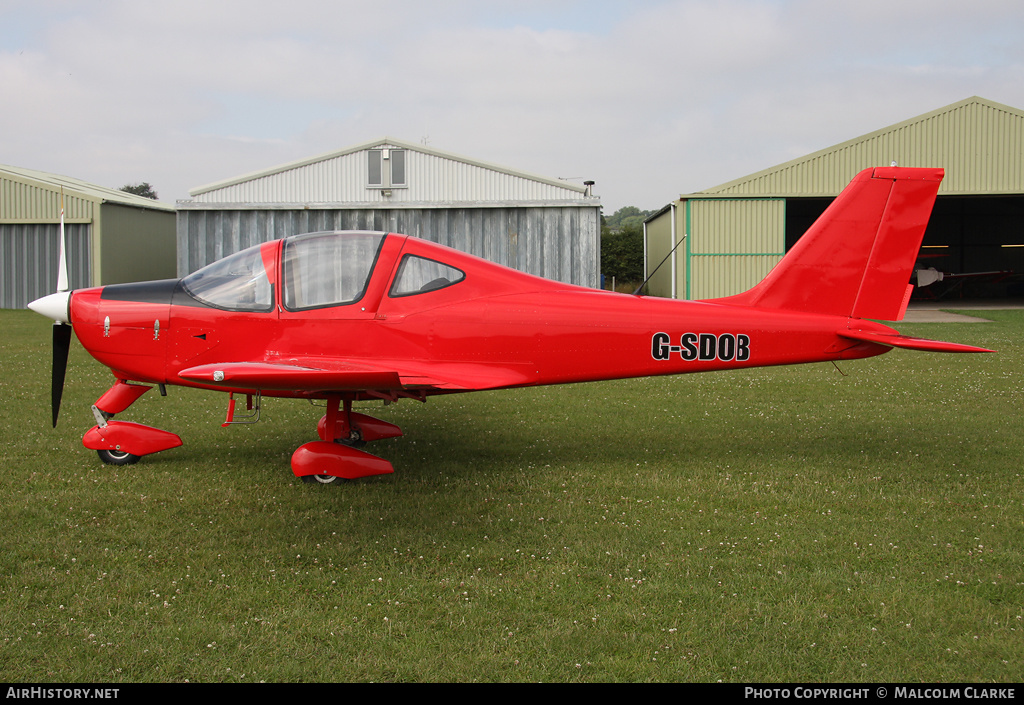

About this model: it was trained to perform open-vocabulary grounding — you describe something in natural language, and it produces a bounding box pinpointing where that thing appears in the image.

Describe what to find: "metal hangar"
[1,164,177,309]
[176,137,602,287]
[644,96,1024,302]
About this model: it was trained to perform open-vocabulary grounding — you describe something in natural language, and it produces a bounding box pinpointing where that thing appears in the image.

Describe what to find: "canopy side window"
[282,231,386,311]
[180,244,273,312]
[388,255,466,298]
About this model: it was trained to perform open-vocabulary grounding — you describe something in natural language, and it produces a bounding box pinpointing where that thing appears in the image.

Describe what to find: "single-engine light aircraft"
[29,167,992,483]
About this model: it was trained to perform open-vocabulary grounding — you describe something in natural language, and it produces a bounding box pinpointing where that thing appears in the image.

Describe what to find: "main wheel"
[97,448,141,466]
[301,474,347,485]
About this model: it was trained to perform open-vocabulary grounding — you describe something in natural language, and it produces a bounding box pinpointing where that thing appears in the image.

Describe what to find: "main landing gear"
[83,383,401,483]
[82,380,182,465]
[292,397,402,484]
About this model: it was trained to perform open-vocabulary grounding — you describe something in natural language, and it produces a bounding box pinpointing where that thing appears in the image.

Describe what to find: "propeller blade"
[51,322,72,427]
[57,187,69,292]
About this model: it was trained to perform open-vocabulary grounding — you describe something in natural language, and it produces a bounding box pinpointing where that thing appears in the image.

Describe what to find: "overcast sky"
[2,0,1023,213]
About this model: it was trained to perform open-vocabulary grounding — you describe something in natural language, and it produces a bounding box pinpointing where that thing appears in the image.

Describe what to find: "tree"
[603,205,654,233]
[601,221,645,286]
[600,206,653,288]
[119,182,158,200]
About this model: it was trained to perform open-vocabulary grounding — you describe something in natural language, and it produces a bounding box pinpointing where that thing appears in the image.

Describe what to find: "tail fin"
[720,167,943,321]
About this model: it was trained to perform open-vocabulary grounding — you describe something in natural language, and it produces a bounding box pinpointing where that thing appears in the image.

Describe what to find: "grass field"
[0,308,1021,682]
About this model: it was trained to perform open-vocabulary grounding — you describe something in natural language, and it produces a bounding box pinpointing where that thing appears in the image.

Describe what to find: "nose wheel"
[301,473,346,485]
[97,448,141,466]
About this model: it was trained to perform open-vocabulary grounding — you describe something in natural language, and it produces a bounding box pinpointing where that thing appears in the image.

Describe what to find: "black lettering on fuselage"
[698,334,717,360]
[651,332,671,360]
[736,334,750,361]
[718,333,735,361]
[650,332,751,363]
[680,332,698,361]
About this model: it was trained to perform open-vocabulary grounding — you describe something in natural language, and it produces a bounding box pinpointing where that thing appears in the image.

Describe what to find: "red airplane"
[29,166,991,483]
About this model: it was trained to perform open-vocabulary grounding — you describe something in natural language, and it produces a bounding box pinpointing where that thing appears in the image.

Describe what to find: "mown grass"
[0,308,1020,682]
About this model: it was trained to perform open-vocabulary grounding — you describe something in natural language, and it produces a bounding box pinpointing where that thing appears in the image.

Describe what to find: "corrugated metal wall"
[642,204,680,299]
[0,223,91,308]
[177,206,601,287]
[642,199,784,300]
[687,199,785,299]
[1,176,95,223]
[99,204,178,285]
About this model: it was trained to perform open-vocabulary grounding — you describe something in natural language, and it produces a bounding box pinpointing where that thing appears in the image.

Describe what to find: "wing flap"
[391,361,534,390]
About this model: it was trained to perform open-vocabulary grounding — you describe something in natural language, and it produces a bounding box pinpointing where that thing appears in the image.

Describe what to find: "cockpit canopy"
[282,231,386,310]
[180,231,466,312]
[180,242,274,312]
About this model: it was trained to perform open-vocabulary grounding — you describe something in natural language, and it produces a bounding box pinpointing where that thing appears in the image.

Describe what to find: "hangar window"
[181,243,273,312]
[282,231,386,310]
[389,255,465,297]
[368,149,406,188]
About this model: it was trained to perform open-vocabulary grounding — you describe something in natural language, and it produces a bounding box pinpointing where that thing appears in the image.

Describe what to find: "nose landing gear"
[83,380,182,465]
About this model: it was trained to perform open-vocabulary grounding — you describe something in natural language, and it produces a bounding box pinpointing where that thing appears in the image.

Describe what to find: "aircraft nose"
[28,291,72,324]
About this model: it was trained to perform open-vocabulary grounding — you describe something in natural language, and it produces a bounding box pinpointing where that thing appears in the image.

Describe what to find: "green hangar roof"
[694,96,1024,198]
[646,97,1024,302]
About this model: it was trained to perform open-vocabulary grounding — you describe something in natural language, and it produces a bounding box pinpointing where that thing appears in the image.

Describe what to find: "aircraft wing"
[178,358,535,393]
[838,329,994,354]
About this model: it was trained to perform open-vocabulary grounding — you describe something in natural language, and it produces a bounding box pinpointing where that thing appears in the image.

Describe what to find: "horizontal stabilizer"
[838,329,994,354]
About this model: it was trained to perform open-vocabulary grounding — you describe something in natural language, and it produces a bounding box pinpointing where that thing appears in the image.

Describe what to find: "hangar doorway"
[785,195,1024,300]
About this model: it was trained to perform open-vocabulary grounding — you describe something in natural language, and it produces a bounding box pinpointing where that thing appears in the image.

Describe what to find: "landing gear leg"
[302,399,358,484]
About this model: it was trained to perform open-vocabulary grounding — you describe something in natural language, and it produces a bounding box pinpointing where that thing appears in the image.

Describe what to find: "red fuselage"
[69,232,893,400]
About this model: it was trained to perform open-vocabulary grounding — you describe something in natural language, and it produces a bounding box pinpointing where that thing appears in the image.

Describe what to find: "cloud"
[2,0,1023,211]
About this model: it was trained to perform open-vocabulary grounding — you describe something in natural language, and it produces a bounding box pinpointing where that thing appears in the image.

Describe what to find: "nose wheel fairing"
[83,420,183,459]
